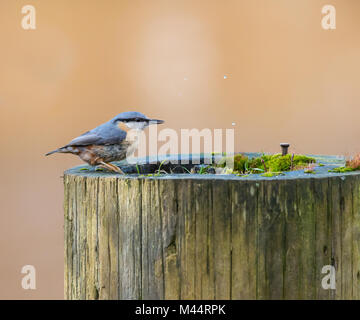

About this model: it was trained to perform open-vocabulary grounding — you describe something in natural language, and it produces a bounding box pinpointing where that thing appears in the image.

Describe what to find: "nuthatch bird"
[46,111,164,173]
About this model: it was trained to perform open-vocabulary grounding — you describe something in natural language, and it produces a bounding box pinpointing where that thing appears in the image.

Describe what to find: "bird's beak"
[149,119,164,124]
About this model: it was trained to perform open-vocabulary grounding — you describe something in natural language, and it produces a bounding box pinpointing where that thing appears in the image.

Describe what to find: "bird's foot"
[99,162,124,174]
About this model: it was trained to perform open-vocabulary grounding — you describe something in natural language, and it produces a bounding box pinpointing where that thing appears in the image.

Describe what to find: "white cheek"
[126,122,146,130]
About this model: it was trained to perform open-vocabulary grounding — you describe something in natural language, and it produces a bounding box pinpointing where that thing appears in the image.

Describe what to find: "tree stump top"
[64,152,360,300]
[64,153,355,181]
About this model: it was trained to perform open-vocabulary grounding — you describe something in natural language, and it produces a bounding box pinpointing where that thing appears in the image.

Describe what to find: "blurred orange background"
[0,0,360,299]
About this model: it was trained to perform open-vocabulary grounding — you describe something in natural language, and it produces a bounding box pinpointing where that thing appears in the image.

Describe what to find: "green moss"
[248,157,265,173]
[304,170,316,174]
[265,154,315,172]
[261,172,284,178]
[329,166,355,173]
[233,154,249,172]
[217,153,315,175]
[218,154,249,173]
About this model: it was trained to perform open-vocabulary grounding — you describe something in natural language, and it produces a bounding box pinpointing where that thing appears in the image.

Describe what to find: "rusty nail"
[280,143,290,156]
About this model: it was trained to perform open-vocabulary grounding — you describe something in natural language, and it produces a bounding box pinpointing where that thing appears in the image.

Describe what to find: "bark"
[64,173,360,300]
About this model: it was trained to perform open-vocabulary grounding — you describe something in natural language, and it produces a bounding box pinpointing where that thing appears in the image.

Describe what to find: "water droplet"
[223,75,227,79]
[232,122,236,126]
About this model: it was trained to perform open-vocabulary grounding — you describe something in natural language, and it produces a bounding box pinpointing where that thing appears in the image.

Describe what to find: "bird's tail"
[45,146,76,156]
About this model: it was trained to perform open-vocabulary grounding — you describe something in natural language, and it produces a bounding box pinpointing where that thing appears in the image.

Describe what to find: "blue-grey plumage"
[46,111,164,173]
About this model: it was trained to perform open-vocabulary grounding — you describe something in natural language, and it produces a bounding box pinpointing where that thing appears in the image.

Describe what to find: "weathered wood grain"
[64,173,360,300]
[352,176,360,299]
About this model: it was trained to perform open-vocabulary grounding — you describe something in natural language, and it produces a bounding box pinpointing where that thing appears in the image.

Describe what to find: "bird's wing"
[65,129,127,146]
[65,133,103,146]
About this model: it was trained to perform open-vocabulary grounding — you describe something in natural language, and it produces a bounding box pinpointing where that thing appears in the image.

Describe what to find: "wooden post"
[64,166,360,300]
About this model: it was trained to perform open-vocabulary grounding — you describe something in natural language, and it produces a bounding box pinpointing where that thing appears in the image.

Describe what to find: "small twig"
[290,153,295,171]
[261,158,267,172]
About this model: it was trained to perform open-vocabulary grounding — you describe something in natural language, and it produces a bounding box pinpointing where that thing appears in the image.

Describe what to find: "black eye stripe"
[121,118,144,122]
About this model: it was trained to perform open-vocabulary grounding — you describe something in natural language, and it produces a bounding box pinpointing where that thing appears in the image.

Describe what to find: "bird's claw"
[98,162,124,174]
